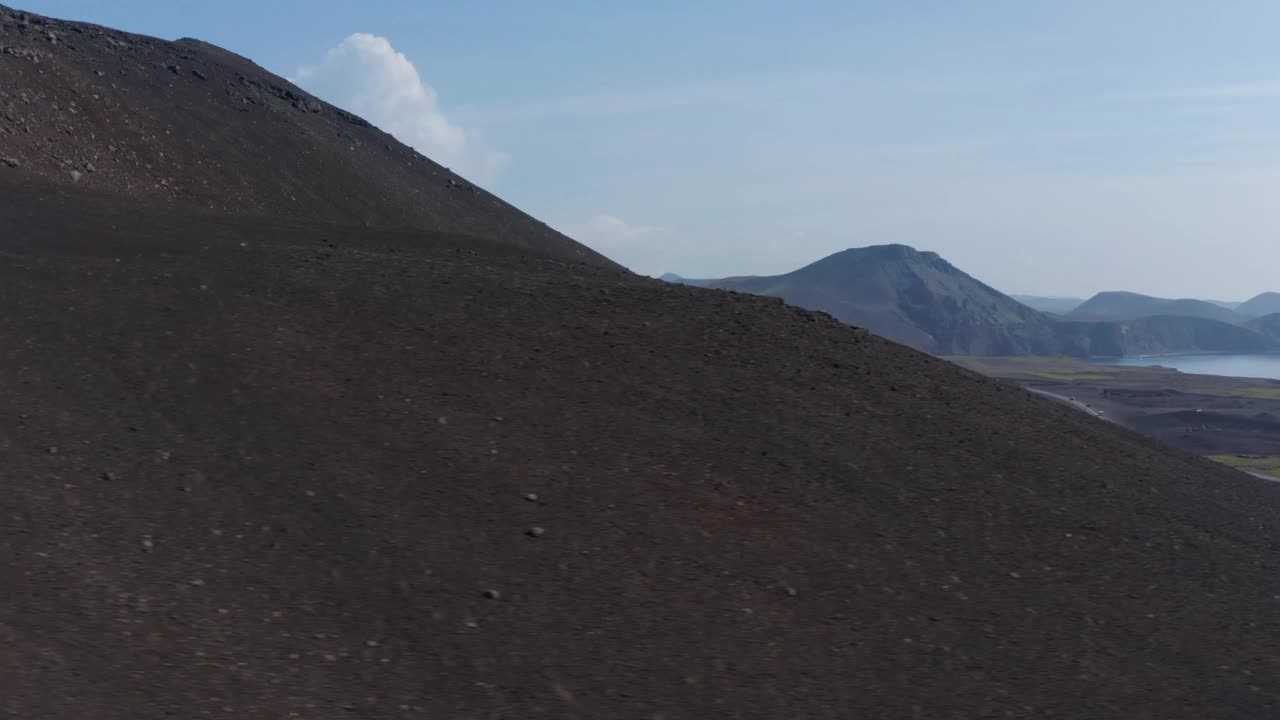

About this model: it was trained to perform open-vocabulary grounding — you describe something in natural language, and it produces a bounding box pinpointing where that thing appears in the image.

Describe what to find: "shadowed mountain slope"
[1053,314,1276,358]
[1238,292,1280,319]
[1248,312,1280,342]
[0,4,612,267]
[692,244,1060,355]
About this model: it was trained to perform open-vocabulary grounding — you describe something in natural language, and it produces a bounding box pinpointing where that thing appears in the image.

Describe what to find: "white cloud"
[1174,82,1280,100]
[557,214,676,273]
[293,33,509,185]
[1112,81,1280,102]
[564,214,672,246]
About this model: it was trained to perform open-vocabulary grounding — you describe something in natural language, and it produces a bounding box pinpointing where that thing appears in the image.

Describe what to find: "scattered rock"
[526,526,546,538]
[166,63,179,74]
[1,157,19,169]
[523,493,539,503]
[191,69,207,81]
[482,589,501,600]
[100,471,117,481]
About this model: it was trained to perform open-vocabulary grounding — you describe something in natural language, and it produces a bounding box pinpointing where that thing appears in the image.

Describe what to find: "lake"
[1093,354,1280,381]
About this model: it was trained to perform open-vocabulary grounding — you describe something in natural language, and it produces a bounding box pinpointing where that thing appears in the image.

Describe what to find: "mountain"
[1054,315,1276,357]
[9,7,1280,718]
[1237,292,1280,318]
[680,249,1272,357]
[1070,292,1247,324]
[1009,294,1085,314]
[693,245,1060,355]
[1247,312,1280,341]
[0,4,611,268]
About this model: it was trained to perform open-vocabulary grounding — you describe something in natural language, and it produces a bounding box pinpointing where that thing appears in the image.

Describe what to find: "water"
[1093,354,1280,381]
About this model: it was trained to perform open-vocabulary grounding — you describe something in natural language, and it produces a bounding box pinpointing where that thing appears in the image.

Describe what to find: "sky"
[20,1,1280,299]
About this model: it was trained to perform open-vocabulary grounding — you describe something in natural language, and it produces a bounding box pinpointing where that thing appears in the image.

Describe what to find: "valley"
[951,355,1280,477]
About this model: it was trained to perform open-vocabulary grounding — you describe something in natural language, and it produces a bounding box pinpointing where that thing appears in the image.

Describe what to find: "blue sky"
[22,1,1280,298]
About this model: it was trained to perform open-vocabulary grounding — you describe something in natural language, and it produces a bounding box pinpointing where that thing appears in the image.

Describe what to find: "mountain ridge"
[690,244,1061,355]
[0,3,614,267]
[674,246,1277,357]
[1069,291,1247,325]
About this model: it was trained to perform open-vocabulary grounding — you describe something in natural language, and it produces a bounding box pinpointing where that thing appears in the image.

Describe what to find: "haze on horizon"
[23,0,1280,300]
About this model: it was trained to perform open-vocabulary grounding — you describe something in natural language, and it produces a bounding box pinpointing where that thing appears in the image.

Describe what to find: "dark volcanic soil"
[5,173,1280,719]
[0,4,612,267]
[7,5,1280,719]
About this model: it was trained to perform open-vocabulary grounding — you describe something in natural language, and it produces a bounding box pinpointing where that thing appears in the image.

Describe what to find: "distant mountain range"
[1238,292,1280,318]
[664,246,1058,355]
[1067,292,1248,325]
[663,249,1280,358]
[1008,295,1085,315]
[1248,312,1280,342]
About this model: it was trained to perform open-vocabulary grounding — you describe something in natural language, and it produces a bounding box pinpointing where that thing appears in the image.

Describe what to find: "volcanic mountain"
[681,244,1060,355]
[7,6,1280,719]
[0,4,611,267]
[675,250,1275,357]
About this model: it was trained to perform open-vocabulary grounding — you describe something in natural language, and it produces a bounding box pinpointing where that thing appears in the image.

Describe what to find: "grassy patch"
[1026,371,1114,381]
[1209,455,1280,478]
[1226,387,1280,400]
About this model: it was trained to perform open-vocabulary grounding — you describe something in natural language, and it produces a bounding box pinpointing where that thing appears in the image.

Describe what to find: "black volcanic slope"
[7,174,1280,719]
[0,4,611,267]
[6,8,1280,720]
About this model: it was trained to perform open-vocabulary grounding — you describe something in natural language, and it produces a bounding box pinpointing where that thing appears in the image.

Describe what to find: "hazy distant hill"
[1070,292,1247,325]
[1237,292,1280,318]
[1009,294,1084,314]
[1054,315,1276,358]
[1247,313,1280,342]
[684,245,1059,355]
[669,250,1275,357]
